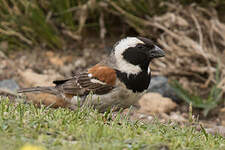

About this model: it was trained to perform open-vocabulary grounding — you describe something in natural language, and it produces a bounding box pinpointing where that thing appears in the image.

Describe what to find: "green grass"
[0,97,224,150]
[171,67,225,117]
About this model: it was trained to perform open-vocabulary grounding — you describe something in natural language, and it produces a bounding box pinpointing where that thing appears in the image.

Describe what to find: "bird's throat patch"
[115,70,151,92]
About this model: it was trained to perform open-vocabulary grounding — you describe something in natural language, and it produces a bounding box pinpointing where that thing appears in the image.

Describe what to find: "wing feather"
[53,66,116,96]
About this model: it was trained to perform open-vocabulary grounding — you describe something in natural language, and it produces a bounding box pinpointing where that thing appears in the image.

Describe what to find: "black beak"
[149,45,165,58]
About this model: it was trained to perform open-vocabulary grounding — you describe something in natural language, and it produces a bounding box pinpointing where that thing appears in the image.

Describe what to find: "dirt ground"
[0,38,225,136]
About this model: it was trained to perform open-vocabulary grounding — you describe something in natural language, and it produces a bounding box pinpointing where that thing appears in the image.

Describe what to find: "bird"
[18,37,165,112]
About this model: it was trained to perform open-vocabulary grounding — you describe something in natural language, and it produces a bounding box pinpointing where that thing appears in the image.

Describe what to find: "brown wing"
[53,65,116,96]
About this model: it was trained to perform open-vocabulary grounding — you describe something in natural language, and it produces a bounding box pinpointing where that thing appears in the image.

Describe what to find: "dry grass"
[148,3,225,95]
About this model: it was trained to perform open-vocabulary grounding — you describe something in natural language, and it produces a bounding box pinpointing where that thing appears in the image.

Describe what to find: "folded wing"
[53,64,117,96]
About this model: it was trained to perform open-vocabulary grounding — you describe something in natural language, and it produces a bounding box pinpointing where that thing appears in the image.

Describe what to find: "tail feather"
[17,86,58,95]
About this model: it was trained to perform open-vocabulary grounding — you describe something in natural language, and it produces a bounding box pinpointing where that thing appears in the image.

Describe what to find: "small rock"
[74,58,87,68]
[0,79,19,93]
[137,93,177,114]
[25,93,68,108]
[19,69,62,87]
[148,76,181,103]
[169,112,186,123]
[45,51,73,67]
[83,48,91,58]
[139,114,147,119]
[0,41,8,51]
[49,56,64,67]
[0,51,6,59]
[147,115,154,121]
[220,108,225,112]
[205,126,225,137]
[60,64,74,75]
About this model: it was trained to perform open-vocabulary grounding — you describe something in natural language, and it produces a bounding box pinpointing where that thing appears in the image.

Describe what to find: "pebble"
[148,76,181,103]
[0,79,20,93]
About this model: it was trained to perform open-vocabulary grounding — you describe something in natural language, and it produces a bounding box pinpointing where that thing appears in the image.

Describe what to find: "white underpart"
[90,79,106,85]
[114,37,144,74]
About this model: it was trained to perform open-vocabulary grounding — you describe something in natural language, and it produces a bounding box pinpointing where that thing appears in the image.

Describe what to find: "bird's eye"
[147,44,155,49]
[136,44,145,49]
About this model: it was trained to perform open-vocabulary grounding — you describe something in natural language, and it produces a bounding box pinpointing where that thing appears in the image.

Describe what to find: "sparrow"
[18,37,165,112]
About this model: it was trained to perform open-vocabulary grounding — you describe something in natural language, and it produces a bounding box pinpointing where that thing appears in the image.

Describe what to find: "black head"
[113,37,165,73]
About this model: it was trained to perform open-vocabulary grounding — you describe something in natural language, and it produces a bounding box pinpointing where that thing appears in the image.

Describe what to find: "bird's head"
[113,37,165,74]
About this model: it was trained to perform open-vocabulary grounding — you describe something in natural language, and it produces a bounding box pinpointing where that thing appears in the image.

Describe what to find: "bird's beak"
[149,45,165,58]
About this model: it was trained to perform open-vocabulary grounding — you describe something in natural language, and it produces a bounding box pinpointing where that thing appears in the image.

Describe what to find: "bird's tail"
[17,86,58,95]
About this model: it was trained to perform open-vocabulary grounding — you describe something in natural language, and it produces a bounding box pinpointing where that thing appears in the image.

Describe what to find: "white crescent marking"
[90,79,106,85]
